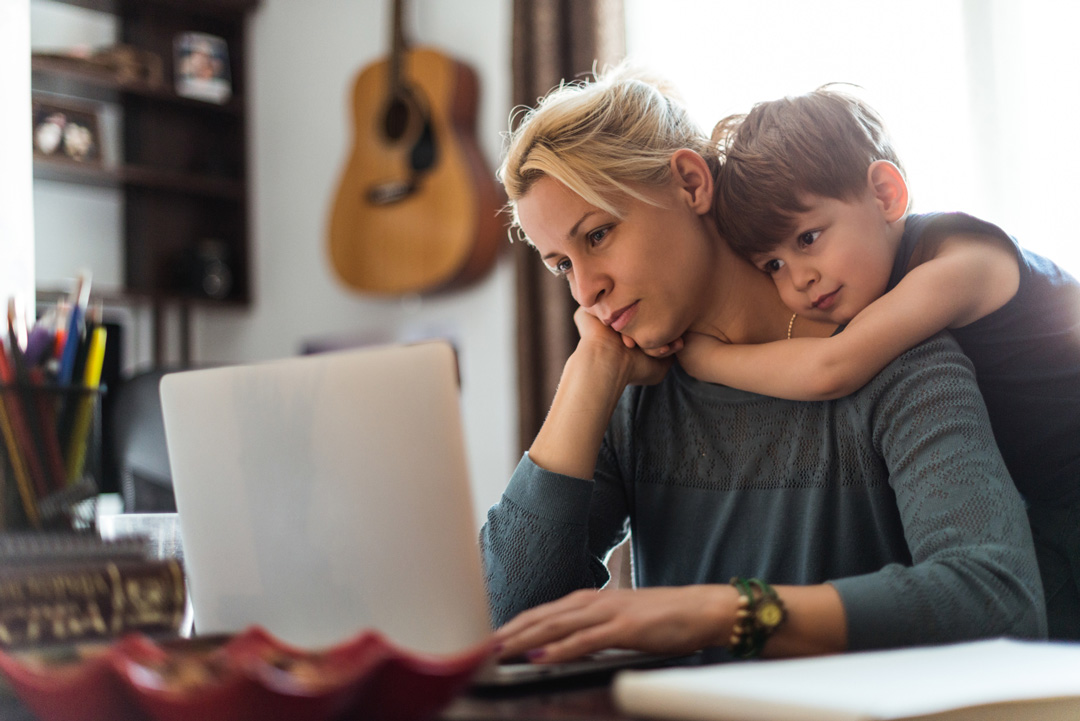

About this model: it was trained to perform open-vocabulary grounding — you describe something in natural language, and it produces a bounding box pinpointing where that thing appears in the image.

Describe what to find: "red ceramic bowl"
[357,635,497,721]
[1,627,492,721]
[109,633,259,721]
[114,627,493,721]
[0,641,141,721]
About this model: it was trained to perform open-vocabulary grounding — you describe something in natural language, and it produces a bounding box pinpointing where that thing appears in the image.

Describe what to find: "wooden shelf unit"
[31,0,259,366]
[32,0,259,363]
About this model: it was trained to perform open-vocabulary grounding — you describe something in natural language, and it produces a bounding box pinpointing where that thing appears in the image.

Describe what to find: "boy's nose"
[790,263,818,292]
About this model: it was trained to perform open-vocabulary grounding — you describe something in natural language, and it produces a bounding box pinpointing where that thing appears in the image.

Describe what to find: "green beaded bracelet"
[728,577,787,658]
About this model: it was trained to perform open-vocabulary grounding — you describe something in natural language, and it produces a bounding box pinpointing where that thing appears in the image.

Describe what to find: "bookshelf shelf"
[34,159,245,200]
[32,55,244,115]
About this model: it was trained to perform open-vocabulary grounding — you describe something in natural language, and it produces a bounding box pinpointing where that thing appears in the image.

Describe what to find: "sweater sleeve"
[480,452,631,627]
[830,333,1047,648]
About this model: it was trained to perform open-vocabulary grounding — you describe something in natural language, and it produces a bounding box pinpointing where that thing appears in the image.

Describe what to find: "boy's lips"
[606,302,639,333]
[811,288,840,311]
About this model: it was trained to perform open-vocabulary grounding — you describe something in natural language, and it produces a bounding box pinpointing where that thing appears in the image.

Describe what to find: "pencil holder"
[0,383,105,532]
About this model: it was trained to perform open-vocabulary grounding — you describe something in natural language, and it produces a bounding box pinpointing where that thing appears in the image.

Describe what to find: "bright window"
[626,0,1080,275]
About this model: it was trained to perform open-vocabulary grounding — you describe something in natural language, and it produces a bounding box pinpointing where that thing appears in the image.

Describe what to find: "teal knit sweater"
[481,333,1046,649]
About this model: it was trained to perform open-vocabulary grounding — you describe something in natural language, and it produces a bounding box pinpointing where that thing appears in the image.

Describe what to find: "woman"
[481,66,1045,662]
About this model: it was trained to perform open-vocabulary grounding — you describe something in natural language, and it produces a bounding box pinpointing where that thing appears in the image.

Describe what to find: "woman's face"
[515,173,719,352]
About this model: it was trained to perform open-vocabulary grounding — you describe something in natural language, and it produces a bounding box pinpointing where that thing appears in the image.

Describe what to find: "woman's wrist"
[567,338,636,398]
[527,342,631,479]
[702,584,740,649]
[699,582,846,659]
[727,578,788,658]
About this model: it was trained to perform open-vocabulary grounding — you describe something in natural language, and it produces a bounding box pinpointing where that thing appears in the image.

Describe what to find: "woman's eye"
[586,227,609,246]
[761,258,785,274]
[797,230,821,247]
[554,258,573,276]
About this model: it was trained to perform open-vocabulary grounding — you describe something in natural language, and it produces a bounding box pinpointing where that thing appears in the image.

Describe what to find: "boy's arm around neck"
[677,232,1020,400]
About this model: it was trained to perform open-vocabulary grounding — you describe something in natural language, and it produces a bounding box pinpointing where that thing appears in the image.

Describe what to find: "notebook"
[613,638,1080,721]
[159,341,664,685]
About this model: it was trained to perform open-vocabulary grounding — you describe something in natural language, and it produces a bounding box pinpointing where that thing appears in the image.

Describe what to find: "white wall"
[2,0,34,308]
[626,0,1080,277]
[191,0,518,524]
[30,0,122,293]
[29,0,518,524]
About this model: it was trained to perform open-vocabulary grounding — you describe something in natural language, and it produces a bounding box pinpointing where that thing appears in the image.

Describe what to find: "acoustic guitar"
[328,0,504,295]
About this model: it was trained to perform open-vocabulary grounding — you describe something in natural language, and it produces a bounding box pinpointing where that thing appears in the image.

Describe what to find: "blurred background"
[3,0,1078,524]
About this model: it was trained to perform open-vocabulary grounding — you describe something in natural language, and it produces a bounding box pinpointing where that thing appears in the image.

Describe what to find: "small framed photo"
[31,96,103,166]
[173,31,232,104]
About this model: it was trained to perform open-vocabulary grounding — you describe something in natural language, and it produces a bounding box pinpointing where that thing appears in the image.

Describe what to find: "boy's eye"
[797,230,822,248]
[761,258,785,274]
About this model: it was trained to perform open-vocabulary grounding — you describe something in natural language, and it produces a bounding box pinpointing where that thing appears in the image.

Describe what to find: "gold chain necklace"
[787,313,797,340]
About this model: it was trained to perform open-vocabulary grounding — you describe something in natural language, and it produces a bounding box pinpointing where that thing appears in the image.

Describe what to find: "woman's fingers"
[640,337,685,358]
[494,590,610,658]
[525,619,626,663]
[574,306,684,358]
[494,589,648,661]
[495,586,734,663]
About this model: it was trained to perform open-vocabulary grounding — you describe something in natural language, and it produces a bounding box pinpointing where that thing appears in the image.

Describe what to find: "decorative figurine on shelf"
[31,98,102,166]
[173,32,231,104]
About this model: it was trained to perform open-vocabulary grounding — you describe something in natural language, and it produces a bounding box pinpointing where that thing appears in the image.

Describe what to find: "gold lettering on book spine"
[0,561,186,647]
[107,562,124,635]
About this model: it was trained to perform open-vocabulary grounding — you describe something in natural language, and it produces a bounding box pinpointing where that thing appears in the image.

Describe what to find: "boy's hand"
[677,332,727,380]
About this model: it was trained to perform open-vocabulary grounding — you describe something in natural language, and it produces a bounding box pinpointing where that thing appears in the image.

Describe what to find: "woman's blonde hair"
[498,64,718,241]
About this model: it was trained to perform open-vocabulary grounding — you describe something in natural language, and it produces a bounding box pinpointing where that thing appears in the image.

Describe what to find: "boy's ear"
[670,149,714,213]
[867,160,908,222]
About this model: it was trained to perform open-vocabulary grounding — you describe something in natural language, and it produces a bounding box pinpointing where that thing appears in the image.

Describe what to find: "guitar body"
[329,47,504,295]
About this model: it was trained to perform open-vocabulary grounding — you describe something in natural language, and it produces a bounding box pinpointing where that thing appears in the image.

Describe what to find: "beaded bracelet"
[728,577,787,658]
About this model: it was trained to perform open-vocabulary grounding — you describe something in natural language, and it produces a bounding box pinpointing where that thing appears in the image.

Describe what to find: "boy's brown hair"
[713,86,905,258]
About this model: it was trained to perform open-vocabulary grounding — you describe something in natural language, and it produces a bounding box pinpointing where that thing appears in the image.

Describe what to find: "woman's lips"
[609,302,639,333]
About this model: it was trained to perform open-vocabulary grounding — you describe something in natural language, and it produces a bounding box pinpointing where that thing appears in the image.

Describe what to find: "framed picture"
[31,96,103,166]
[173,31,232,104]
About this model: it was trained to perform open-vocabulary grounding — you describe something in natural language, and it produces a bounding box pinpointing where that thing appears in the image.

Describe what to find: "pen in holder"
[0,382,105,532]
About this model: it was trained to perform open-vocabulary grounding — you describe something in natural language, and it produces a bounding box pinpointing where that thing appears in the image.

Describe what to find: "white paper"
[614,639,1080,721]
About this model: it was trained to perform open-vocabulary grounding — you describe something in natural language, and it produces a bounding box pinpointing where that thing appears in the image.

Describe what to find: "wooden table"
[1,674,632,721]
[444,676,630,721]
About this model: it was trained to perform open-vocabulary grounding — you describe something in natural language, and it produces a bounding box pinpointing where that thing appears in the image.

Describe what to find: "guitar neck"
[388,0,409,93]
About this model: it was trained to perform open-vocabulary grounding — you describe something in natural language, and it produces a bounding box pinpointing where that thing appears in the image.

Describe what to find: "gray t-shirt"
[482,333,1046,650]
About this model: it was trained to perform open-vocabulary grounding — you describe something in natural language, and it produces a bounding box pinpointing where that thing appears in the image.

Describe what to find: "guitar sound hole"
[384,97,411,141]
[411,122,436,171]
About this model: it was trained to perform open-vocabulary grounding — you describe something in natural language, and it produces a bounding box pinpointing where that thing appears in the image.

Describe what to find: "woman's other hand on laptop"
[493,586,733,663]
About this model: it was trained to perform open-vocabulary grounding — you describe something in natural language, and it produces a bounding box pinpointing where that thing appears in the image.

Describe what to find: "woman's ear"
[670,149,714,214]
[867,160,909,223]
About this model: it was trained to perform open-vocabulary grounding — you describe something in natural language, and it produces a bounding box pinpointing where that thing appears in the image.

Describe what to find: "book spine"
[0,559,186,648]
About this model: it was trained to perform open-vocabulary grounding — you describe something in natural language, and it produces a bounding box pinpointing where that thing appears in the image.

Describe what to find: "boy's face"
[748,190,897,325]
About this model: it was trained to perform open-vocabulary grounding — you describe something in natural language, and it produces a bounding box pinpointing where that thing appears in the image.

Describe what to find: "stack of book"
[0,532,187,649]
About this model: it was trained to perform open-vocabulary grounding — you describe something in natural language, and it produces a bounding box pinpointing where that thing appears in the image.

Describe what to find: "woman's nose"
[571,263,610,308]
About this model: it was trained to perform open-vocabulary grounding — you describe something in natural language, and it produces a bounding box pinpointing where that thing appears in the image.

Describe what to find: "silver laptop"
[160,341,668,685]
[160,341,490,656]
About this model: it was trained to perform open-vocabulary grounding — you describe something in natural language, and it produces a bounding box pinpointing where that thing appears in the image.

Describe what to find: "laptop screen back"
[159,341,492,654]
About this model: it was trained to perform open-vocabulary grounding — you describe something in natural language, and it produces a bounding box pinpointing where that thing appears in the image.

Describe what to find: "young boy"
[680,86,1080,639]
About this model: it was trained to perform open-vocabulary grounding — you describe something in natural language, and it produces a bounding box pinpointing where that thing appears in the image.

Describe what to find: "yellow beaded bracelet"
[728,577,787,658]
